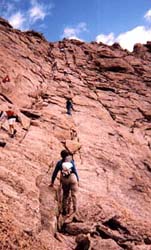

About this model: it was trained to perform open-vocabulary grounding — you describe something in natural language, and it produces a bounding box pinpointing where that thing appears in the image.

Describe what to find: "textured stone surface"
[0,18,151,249]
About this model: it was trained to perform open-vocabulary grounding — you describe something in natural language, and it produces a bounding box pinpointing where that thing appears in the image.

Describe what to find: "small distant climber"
[66,97,74,115]
[50,150,79,215]
[52,61,57,71]
[0,108,22,137]
[2,75,10,83]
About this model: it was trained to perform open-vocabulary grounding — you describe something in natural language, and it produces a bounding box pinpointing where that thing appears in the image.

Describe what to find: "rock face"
[0,18,151,250]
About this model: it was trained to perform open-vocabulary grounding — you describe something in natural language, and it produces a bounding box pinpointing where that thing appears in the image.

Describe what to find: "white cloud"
[63,27,78,38]
[29,5,46,22]
[116,26,151,51]
[144,9,151,22]
[96,33,115,45]
[9,11,25,29]
[62,22,88,40]
[28,0,50,23]
[3,0,53,30]
[96,26,151,52]
[95,8,151,51]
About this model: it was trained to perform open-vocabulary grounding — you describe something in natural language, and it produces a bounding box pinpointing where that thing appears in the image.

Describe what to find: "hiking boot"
[13,129,17,135]
[10,129,17,138]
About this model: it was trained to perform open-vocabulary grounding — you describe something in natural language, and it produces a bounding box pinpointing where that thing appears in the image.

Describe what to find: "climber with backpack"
[50,150,79,216]
[0,108,22,138]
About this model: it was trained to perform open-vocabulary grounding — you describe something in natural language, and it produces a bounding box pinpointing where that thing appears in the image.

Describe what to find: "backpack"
[61,162,73,177]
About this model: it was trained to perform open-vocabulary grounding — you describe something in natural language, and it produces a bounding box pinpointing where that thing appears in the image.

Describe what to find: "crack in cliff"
[95,86,116,92]
[138,107,151,122]
[143,161,151,173]
[0,93,13,104]
[20,109,41,119]
[96,221,142,250]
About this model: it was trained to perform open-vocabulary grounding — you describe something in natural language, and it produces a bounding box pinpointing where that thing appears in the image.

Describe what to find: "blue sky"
[1,0,151,51]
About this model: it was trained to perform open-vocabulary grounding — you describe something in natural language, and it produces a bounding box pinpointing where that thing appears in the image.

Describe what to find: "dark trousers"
[67,108,72,115]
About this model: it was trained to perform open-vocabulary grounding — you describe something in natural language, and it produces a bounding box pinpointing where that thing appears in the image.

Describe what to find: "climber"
[66,97,74,115]
[2,75,10,83]
[0,108,22,138]
[50,150,79,216]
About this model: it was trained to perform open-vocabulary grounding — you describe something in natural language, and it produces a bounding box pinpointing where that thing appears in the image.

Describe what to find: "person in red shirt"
[0,108,22,137]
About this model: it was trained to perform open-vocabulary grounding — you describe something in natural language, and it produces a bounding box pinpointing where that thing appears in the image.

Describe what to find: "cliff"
[0,17,151,250]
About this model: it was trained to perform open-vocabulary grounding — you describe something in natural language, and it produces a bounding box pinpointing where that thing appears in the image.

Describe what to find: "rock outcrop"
[0,18,151,250]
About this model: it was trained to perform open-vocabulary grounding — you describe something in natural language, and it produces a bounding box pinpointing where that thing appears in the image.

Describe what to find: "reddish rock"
[0,18,151,250]
[91,238,121,250]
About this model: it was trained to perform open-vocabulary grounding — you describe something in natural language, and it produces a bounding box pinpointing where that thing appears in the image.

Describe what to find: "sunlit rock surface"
[0,17,151,250]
